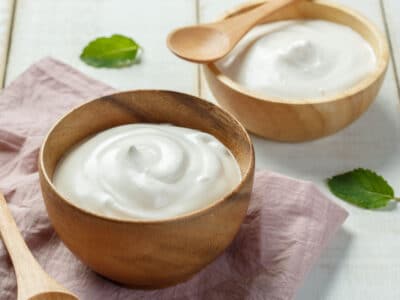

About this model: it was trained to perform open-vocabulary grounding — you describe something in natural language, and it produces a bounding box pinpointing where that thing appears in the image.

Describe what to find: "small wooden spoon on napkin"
[0,192,77,300]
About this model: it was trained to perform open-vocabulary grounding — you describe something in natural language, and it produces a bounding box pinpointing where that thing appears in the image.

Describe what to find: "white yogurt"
[53,124,241,220]
[217,20,377,101]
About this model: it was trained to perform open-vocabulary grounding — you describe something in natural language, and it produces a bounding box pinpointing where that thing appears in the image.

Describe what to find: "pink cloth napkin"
[0,58,348,300]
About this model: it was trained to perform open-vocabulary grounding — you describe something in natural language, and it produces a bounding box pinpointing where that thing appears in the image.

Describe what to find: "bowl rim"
[204,0,390,105]
[39,89,255,225]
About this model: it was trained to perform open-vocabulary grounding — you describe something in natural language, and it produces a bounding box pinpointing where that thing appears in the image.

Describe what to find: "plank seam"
[196,0,202,97]
[1,0,17,88]
[380,0,400,102]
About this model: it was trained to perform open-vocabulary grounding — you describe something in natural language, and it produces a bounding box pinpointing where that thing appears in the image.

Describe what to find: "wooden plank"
[5,0,198,93]
[382,0,400,97]
[0,0,15,88]
[198,1,400,299]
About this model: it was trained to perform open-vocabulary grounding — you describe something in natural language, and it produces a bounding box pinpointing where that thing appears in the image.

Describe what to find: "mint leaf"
[80,34,140,68]
[327,168,395,209]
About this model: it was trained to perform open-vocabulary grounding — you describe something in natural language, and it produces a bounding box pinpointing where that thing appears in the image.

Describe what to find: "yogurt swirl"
[217,20,377,101]
[53,124,241,220]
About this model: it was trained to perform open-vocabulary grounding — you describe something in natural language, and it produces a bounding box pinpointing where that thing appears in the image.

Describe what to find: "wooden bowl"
[38,90,255,288]
[203,0,389,142]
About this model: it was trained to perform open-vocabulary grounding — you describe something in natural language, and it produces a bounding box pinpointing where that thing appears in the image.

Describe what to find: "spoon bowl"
[167,26,230,63]
[28,291,78,300]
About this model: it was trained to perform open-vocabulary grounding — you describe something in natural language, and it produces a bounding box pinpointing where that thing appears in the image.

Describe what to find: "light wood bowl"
[203,0,389,142]
[38,90,255,288]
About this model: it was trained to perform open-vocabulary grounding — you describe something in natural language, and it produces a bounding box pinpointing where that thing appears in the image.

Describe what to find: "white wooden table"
[1,0,400,299]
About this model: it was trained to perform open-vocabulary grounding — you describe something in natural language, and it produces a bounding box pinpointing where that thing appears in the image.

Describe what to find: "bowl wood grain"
[39,90,255,288]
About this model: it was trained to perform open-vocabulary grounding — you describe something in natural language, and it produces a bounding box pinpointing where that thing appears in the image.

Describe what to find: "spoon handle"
[215,0,302,44]
[0,192,69,300]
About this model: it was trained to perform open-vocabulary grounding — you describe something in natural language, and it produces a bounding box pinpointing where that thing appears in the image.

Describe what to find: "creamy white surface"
[53,124,241,220]
[217,20,377,101]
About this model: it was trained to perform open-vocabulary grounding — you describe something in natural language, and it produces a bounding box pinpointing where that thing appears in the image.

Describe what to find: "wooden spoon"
[167,0,302,63]
[0,192,78,300]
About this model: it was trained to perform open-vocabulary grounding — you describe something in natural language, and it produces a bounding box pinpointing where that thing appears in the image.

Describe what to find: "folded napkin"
[0,58,348,300]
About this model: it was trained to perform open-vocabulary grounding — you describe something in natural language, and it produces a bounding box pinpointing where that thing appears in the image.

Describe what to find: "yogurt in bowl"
[53,124,241,220]
[203,0,389,142]
[39,90,255,288]
[217,19,377,101]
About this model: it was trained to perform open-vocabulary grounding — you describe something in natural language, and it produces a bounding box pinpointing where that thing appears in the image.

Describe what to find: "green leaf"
[80,34,140,68]
[327,168,395,209]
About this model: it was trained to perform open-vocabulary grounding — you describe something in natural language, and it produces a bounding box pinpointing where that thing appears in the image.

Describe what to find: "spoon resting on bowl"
[0,192,77,300]
[167,0,303,63]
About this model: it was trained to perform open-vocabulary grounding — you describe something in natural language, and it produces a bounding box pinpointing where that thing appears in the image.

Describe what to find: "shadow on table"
[294,228,354,300]
[252,99,399,178]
